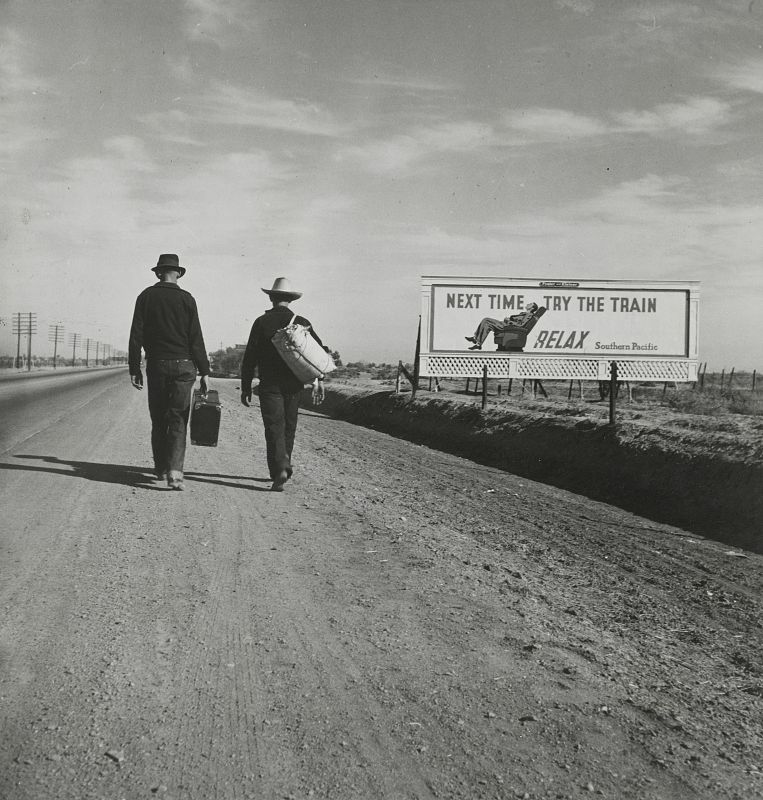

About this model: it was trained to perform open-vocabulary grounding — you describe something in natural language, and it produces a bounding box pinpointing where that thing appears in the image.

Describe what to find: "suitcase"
[190,389,221,446]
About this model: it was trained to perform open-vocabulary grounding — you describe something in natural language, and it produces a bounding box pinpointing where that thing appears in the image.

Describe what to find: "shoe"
[168,470,185,491]
[468,344,482,350]
[465,336,477,343]
[271,470,288,492]
[155,469,168,482]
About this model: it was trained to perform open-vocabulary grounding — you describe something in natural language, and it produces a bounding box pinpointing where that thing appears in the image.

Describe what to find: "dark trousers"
[146,359,196,474]
[258,383,301,479]
[473,317,504,346]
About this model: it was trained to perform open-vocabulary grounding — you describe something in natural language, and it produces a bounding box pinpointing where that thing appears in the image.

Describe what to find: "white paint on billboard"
[427,281,692,357]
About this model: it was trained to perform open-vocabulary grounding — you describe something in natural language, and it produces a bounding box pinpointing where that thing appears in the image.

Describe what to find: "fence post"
[396,361,402,394]
[481,365,488,409]
[609,361,618,425]
[753,370,757,393]
[727,367,735,392]
[720,368,725,391]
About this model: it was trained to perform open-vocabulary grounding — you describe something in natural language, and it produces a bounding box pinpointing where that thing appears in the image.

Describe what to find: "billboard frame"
[419,276,700,382]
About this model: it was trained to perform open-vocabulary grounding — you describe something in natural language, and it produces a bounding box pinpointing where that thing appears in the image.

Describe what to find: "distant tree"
[330,349,342,367]
[209,346,244,376]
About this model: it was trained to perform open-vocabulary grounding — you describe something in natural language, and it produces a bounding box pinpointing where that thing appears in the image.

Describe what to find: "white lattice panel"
[422,355,510,378]
[421,354,697,382]
[510,358,599,380]
[609,360,692,382]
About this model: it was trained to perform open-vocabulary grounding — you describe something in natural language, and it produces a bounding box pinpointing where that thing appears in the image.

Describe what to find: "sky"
[1,0,761,369]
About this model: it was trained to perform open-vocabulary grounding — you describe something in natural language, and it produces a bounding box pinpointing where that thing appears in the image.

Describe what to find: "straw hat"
[262,277,302,300]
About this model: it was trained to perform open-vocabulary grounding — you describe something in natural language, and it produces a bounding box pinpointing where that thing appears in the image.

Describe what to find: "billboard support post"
[481,365,488,410]
[411,316,421,402]
[609,361,618,426]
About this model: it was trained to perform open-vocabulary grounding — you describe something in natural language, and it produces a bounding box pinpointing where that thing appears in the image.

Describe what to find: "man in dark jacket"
[129,253,210,491]
[240,277,328,492]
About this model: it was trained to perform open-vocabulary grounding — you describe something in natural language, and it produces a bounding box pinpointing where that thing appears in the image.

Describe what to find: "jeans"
[146,359,196,474]
[258,383,301,480]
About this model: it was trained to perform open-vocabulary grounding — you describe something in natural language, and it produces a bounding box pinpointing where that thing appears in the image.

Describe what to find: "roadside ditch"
[300,383,763,553]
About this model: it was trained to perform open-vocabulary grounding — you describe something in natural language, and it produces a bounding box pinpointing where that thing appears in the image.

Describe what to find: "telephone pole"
[26,313,36,370]
[12,313,22,368]
[48,323,65,369]
[84,338,91,367]
[69,332,81,367]
[12,312,37,371]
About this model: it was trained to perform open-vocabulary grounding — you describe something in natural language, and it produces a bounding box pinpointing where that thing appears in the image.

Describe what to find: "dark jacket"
[240,306,326,392]
[128,282,210,375]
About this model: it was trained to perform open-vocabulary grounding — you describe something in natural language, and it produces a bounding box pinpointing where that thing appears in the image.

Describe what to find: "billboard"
[419,277,700,381]
[426,279,694,357]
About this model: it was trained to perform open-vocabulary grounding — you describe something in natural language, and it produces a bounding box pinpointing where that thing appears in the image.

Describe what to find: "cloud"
[502,108,609,141]
[167,54,195,82]
[555,0,596,15]
[195,82,346,136]
[103,136,156,172]
[139,108,207,146]
[715,57,763,94]
[337,121,494,173]
[340,93,734,175]
[373,173,762,299]
[0,27,56,165]
[0,27,39,93]
[504,97,731,142]
[141,83,346,139]
[183,0,256,47]
[613,96,732,136]
[345,72,455,94]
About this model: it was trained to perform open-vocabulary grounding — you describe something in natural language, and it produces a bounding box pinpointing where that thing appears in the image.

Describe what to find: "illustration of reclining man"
[465,302,546,351]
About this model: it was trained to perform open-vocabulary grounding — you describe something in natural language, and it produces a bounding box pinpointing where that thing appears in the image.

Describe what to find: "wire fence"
[398,364,763,417]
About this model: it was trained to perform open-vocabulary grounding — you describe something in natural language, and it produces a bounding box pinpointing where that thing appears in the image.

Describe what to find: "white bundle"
[271,314,336,383]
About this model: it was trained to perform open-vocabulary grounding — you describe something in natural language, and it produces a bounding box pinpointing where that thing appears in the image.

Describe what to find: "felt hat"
[151,253,186,278]
[262,277,302,300]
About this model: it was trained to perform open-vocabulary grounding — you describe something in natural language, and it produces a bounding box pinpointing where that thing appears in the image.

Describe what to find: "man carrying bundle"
[240,278,330,492]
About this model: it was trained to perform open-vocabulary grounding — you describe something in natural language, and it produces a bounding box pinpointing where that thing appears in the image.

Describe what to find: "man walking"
[129,253,210,491]
[240,277,328,492]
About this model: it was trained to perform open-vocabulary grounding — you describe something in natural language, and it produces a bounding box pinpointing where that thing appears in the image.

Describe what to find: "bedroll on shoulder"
[271,317,336,383]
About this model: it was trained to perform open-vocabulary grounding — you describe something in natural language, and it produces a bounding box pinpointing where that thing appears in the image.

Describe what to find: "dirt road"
[0,372,760,799]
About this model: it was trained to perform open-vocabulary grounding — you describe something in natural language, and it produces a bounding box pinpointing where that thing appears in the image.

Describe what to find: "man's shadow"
[2,455,271,491]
